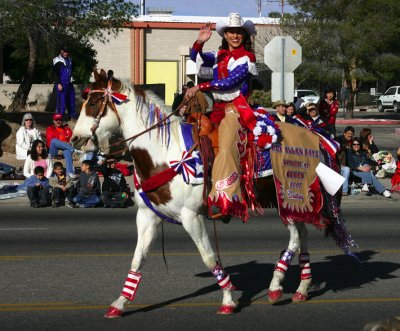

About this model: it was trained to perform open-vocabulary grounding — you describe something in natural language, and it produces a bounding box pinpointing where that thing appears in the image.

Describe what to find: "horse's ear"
[99,69,107,80]
[93,68,100,82]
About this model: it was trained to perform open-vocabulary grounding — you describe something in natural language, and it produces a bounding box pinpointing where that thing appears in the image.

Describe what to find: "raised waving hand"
[196,22,212,44]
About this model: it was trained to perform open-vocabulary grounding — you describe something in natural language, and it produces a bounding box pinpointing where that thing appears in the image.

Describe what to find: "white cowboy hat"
[216,13,256,37]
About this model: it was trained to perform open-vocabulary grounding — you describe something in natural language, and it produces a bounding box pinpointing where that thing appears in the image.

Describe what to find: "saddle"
[178,91,219,155]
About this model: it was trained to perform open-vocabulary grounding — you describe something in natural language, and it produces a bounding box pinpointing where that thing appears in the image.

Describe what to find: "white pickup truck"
[378,86,400,112]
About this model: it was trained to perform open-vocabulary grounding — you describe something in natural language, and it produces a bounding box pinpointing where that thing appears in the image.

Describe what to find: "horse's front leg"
[292,223,312,302]
[267,222,299,303]
[181,208,236,315]
[105,208,161,318]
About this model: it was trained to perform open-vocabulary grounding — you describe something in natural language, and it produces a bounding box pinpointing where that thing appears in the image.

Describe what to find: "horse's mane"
[121,80,175,146]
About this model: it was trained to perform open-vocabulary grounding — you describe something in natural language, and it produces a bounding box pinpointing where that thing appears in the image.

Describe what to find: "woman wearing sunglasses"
[347,137,391,197]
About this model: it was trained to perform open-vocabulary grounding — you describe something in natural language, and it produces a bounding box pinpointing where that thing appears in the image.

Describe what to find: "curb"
[336,119,400,125]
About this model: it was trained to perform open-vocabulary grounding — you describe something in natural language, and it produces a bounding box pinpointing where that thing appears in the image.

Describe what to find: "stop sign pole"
[264,36,302,102]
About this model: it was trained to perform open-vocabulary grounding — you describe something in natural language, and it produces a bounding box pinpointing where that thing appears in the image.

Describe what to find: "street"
[0,200,399,331]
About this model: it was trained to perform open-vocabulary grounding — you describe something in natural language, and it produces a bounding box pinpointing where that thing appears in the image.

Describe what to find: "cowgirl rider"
[186,13,275,221]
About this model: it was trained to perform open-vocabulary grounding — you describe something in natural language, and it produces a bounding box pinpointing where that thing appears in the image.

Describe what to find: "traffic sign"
[271,72,294,102]
[264,36,302,72]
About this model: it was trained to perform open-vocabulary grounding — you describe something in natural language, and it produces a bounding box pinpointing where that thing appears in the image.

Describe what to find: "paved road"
[0,202,399,331]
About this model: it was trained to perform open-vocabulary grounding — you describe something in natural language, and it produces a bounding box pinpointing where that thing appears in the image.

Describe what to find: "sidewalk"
[1,177,397,207]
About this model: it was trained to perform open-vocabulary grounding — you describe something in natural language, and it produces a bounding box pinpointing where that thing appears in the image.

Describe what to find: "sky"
[134,0,295,17]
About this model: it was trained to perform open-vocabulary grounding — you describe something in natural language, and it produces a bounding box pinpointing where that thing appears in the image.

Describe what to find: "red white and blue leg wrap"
[299,253,312,280]
[121,271,142,301]
[275,249,295,274]
[211,263,235,291]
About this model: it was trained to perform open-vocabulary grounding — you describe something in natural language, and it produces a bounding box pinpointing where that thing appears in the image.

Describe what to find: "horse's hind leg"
[292,223,311,302]
[181,208,236,315]
[267,223,299,303]
[105,208,160,318]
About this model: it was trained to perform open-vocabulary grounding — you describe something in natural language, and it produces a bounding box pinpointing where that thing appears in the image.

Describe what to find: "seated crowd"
[18,112,132,208]
[15,92,398,207]
[271,96,395,199]
[336,126,392,198]
[26,156,131,208]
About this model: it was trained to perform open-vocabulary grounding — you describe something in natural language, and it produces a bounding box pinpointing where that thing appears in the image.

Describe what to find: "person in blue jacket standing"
[53,46,77,119]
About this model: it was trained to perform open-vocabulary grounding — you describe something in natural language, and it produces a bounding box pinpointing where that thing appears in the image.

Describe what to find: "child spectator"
[25,166,51,208]
[99,157,131,208]
[49,162,76,208]
[73,160,100,208]
[24,140,53,178]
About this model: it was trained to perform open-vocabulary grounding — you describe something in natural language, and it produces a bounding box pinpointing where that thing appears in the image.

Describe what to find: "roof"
[131,14,279,26]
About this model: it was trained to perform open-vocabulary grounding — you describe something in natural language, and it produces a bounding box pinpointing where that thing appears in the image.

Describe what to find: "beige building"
[93,13,279,105]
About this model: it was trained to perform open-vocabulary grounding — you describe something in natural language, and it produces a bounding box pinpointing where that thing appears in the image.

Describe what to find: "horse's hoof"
[268,289,282,303]
[104,306,123,319]
[217,305,235,315]
[292,291,308,302]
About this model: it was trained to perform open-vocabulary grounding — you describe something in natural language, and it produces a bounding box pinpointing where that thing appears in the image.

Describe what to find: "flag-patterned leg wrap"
[211,263,235,291]
[121,271,142,301]
[274,249,295,274]
[299,253,311,280]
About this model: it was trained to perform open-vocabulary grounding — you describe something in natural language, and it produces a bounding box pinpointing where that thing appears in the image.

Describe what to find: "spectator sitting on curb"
[359,127,379,157]
[98,156,132,208]
[49,162,77,208]
[23,139,53,179]
[25,166,51,208]
[72,160,100,208]
[347,137,391,198]
[335,126,355,196]
[16,113,43,161]
[46,113,82,177]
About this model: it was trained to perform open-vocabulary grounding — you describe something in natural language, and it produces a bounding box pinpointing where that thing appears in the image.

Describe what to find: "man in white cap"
[185,13,264,222]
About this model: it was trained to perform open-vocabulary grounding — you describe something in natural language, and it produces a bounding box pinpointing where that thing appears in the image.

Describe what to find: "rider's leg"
[268,223,300,302]
[181,207,236,314]
[208,105,247,220]
[105,208,161,318]
[293,223,311,301]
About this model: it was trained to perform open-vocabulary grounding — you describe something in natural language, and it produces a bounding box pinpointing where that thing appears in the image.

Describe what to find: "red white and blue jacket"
[190,41,257,102]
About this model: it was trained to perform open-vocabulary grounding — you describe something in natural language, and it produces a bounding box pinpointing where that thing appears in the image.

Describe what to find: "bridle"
[87,79,122,137]
[85,75,185,156]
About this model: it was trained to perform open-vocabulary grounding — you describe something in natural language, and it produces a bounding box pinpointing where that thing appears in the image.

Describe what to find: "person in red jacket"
[46,113,81,176]
[318,88,339,136]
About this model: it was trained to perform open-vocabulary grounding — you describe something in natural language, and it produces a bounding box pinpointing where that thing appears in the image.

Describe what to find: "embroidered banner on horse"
[271,122,323,226]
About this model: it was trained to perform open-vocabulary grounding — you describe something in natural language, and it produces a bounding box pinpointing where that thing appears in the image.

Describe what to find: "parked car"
[378,86,400,112]
[294,89,320,107]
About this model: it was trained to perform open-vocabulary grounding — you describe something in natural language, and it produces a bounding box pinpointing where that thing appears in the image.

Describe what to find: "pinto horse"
[71,69,354,318]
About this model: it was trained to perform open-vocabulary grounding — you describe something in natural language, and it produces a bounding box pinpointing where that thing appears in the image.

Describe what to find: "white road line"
[0,228,48,231]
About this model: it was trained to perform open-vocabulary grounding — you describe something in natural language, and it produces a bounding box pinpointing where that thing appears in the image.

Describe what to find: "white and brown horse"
[71,69,351,318]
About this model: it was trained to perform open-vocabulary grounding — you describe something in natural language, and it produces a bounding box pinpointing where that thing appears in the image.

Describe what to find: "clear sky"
[135,0,295,17]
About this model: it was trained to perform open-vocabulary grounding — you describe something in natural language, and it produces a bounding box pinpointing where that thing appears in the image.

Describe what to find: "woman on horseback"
[185,13,261,221]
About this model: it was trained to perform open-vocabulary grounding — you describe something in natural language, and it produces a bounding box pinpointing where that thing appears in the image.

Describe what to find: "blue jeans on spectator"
[352,171,386,194]
[341,166,350,193]
[73,193,100,208]
[49,139,75,175]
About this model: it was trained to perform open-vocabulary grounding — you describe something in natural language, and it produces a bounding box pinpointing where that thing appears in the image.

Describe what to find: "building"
[91,11,279,105]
